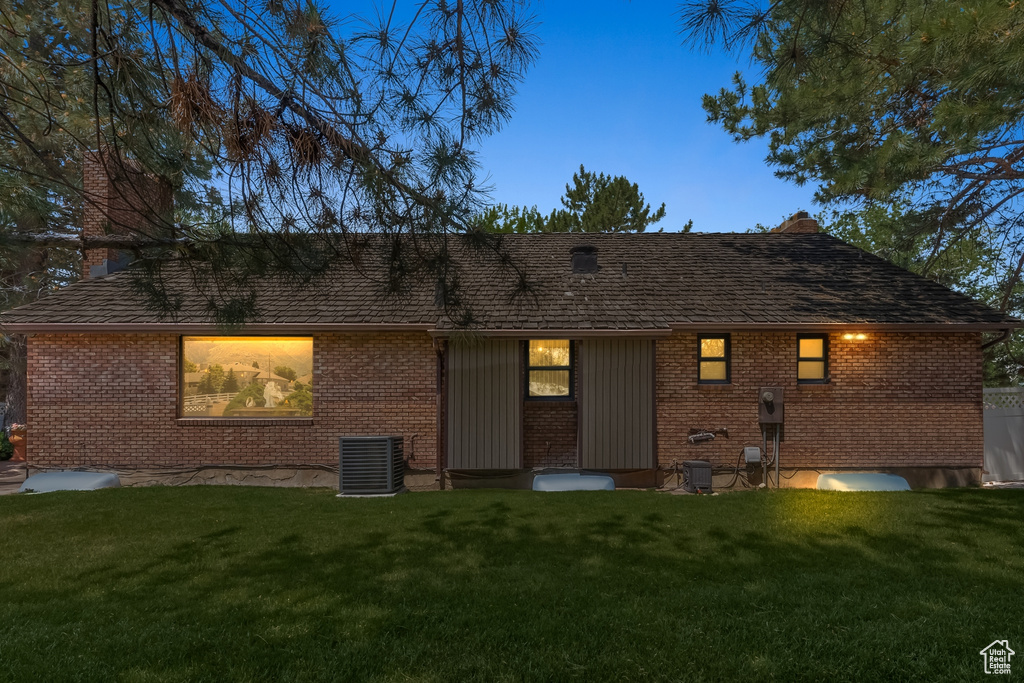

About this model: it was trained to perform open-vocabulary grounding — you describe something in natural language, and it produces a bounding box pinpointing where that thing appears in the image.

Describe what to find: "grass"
[1,486,1023,682]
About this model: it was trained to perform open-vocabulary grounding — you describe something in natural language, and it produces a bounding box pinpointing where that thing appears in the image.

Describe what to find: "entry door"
[447,339,522,469]
[578,339,654,469]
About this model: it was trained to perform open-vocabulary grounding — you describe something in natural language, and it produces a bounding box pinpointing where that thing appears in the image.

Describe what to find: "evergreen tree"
[476,205,547,233]
[222,369,240,393]
[196,373,216,395]
[681,0,1024,380]
[480,166,677,233]
[557,166,667,233]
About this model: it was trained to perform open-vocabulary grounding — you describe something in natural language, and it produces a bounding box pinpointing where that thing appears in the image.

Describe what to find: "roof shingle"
[1,233,1018,331]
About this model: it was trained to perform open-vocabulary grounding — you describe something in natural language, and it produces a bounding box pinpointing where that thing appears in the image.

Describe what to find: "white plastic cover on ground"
[532,473,615,492]
[816,473,911,491]
[19,471,121,494]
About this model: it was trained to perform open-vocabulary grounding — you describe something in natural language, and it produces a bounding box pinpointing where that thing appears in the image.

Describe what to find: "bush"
[223,383,266,415]
[281,387,312,416]
[0,432,13,461]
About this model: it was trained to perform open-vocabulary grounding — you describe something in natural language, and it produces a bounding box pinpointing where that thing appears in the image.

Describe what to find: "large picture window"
[181,337,313,418]
[526,340,573,399]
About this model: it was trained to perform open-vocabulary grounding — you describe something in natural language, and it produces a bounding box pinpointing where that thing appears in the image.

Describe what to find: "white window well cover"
[816,473,911,491]
[532,473,615,492]
[19,471,121,493]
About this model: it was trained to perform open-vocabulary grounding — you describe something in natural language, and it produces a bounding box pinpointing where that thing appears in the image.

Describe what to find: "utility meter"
[758,387,784,424]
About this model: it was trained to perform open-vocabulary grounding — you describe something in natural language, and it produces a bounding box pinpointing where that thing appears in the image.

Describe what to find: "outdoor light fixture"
[842,333,868,340]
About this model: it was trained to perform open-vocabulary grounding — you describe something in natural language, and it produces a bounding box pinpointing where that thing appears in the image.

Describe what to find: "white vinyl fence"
[984,388,1024,482]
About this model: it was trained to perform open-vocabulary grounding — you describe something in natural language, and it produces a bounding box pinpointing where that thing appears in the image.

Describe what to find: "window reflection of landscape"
[181,337,313,418]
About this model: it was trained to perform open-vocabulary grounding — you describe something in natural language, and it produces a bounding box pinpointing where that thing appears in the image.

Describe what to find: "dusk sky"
[469,0,820,233]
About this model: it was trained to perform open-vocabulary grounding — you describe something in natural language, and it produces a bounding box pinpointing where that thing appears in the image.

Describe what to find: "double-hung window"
[526,340,573,399]
[797,334,828,383]
[698,335,730,384]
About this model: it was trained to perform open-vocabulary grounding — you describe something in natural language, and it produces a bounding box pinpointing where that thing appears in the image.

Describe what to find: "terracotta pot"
[9,431,26,462]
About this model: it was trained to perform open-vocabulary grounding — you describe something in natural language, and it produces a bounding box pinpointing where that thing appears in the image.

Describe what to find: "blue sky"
[470,0,819,233]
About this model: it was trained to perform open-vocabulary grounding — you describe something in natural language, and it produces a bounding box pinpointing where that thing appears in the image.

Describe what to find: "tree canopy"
[0,0,540,320]
[680,0,1024,381]
[479,165,674,233]
[273,365,297,382]
[556,165,667,233]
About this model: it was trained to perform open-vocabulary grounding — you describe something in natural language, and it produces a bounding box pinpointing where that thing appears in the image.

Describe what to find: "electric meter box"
[758,387,784,424]
[743,446,762,464]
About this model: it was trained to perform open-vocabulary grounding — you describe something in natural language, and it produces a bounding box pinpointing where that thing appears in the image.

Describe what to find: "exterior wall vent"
[570,245,599,273]
[682,460,713,493]
[339,436,405,495]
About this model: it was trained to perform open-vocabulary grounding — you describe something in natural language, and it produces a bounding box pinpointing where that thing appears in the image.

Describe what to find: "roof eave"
[666,321,1024,332]
[0,322,435,334]
[3,320,1020,335]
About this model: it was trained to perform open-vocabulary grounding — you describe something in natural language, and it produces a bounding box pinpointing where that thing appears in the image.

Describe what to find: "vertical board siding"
[579,339,654,469]
[447,339,522,469]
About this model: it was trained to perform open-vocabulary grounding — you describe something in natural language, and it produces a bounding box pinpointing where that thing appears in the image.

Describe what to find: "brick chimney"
[82,149,173,279]
[772,211,819,234]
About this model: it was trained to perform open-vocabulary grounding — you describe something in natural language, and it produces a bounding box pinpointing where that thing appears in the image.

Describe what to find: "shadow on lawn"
[6,489,1024,680]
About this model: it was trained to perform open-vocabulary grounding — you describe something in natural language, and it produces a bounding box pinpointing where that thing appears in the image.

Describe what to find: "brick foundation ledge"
[25,466,443,491]
[658,466,983,491]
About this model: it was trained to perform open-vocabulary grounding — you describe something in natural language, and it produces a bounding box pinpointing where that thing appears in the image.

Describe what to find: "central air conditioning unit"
[338,436,405,496]
[682,460,713,494]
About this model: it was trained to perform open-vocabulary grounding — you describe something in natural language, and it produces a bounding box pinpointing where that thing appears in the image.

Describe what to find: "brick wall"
[26,330,984,478]
[27,333,438,470]
[655,331,984,470]
[523,402,577,468]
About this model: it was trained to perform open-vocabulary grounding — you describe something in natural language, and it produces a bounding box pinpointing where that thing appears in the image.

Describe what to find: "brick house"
[1,161,1019,489]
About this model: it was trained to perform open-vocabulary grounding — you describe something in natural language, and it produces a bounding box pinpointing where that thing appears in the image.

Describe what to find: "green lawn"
[1,486,1022,682]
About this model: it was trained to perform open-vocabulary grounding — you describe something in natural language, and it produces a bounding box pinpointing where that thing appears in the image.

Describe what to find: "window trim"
[178,335,315,419]
[697,334,731,384]
[797,333,829,384]
[524,339,575,401]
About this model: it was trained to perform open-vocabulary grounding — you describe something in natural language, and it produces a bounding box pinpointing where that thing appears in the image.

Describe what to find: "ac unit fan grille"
[339,437,404,495]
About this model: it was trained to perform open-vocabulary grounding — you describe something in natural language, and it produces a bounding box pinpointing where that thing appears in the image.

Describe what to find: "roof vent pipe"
[570,245,600,274]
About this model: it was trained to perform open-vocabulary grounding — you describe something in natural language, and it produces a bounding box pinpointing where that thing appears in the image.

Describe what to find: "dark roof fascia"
[428,328,674,339]
[3,322,434,334]
[429,322,1022,337]
[666,322,1024,332]
[6,321,1020,336]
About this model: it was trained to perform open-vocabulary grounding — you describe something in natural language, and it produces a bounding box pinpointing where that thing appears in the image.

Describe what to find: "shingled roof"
[1,232,1018,332]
